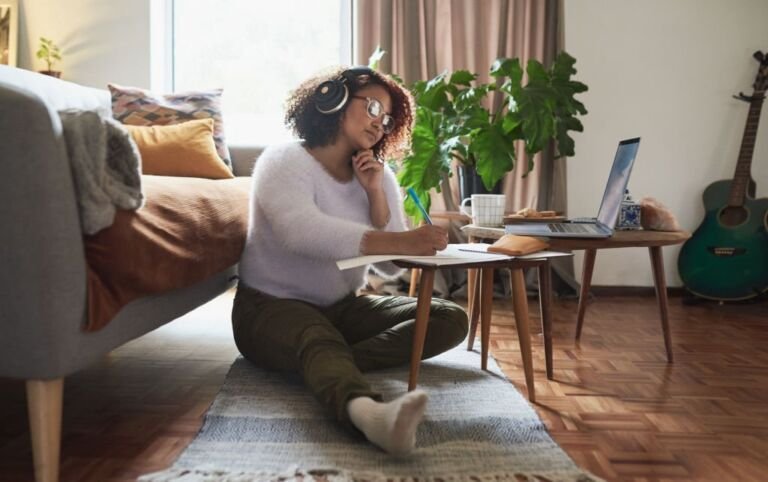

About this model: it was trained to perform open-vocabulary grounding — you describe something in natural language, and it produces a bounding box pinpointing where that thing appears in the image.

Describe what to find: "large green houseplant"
[387,51,588,221]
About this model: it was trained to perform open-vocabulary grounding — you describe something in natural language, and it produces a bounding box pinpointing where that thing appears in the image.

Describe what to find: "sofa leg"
[26,378,63,482]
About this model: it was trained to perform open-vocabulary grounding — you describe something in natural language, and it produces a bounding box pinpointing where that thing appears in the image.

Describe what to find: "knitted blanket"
[58,110,143,234]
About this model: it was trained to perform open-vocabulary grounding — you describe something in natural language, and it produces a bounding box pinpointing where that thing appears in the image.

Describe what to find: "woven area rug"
[140,345,600,482]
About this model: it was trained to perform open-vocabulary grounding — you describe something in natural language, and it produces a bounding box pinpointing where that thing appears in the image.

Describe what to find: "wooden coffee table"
[463,226,691,363]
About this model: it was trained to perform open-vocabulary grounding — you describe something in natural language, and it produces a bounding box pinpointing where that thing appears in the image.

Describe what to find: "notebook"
[505,137,641,238]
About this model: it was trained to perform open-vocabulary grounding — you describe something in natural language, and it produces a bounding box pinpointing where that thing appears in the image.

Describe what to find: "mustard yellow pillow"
[124,118,234,179]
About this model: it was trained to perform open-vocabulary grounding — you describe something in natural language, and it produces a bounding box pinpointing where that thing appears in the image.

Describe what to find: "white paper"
[336,243,494,270]
[336,243,572,270]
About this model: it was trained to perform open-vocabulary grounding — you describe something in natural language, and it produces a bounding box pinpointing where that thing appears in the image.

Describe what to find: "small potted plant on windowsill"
[391,51,588,222]
[36,37,63,78]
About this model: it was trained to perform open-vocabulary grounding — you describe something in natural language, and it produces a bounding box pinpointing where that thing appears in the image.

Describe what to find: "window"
[172,0,351,145]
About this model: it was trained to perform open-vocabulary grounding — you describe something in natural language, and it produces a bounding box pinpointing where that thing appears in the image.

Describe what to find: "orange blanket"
[84,175,251,331]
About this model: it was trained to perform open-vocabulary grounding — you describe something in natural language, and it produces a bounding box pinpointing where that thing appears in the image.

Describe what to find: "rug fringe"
[138,466,604,482]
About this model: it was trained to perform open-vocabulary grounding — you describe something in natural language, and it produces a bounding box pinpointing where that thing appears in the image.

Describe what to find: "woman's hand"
[353,149,390,228]
[401,225,449,255]
[352,149,384,193]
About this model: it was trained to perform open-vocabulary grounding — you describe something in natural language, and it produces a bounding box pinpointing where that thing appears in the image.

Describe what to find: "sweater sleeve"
[380,166,407,233]
[252,145,369,260]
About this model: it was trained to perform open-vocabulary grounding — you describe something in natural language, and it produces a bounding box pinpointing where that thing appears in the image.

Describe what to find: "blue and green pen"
[406,187,433,225]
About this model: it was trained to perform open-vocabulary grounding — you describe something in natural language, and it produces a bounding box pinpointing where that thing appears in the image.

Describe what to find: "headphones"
[314,67,375,114]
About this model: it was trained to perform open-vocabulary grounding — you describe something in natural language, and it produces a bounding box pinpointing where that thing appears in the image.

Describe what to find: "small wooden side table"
[463,226,691,363]
[394,256,552,402]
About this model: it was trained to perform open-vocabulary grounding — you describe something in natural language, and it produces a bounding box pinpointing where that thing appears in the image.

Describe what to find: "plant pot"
[457,164,502,201]
[39,70,61,78]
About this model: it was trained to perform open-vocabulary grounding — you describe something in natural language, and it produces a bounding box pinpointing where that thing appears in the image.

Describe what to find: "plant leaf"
[554,116,583,157]
[516,83,556,154]
[398,109,441,189]
[418,72,450,111]
[443,135,469,164]
[469,120,515,190]
[501,110,523,137]
[368,46,386,70]
[461,106,490,131]
[455,85,490,112]
[526,59,549,83]
[490,58,522,83]
[449,70,476,86]
[548,52,589,155]
[494,58,524,100]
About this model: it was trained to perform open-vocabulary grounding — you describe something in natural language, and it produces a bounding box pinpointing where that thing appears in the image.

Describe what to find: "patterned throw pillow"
[108,83,231,169]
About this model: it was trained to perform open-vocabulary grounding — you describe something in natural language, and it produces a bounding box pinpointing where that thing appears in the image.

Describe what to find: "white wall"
[16,0,151,88]
[564,0,768,287]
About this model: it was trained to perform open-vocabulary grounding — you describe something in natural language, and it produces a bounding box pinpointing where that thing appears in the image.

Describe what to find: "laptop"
[505,137,641,238]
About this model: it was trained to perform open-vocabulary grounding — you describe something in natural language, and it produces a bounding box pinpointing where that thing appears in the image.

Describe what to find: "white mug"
[460,194,506,226]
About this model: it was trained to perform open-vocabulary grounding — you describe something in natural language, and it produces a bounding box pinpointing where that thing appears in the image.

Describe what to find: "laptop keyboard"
[548,223,597,234]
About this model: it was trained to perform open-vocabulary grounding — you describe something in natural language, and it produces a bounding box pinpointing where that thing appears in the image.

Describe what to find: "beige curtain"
[354,0,566,217]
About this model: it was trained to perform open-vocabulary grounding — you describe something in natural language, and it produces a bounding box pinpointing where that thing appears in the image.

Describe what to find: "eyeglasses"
[351,95,395,134]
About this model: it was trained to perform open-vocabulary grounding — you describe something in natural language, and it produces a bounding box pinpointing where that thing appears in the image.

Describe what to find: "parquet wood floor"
[491,294,768,482]
[0,291,766,481]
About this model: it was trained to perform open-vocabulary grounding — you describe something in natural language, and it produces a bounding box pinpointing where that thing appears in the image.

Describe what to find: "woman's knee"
[232,293,343,370]
[431,299,469,342]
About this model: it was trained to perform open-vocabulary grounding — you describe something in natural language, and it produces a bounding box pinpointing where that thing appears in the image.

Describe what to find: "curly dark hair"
[284,66,414,160]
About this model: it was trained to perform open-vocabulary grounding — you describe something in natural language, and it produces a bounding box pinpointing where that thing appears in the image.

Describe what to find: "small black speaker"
[314,67,374,114]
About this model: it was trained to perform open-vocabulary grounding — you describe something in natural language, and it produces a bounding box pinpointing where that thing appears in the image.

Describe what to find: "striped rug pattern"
[140,345,600,481]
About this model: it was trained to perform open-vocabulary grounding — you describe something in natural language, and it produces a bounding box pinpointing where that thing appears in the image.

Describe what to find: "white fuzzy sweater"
[239,141,407,306]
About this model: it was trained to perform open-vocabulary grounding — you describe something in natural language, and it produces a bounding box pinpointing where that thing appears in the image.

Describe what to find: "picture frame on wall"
[0,0,18,67]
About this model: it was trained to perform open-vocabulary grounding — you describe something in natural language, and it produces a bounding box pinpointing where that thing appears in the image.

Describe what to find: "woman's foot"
[346,390,428,455]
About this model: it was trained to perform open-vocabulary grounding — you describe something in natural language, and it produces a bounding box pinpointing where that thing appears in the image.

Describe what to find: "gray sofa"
[0,65,261,482]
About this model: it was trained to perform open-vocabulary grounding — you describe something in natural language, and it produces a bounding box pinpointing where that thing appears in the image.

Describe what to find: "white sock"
[346,390,428,456]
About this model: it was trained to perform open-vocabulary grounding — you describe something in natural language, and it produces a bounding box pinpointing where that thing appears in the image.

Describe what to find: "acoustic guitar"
[678,51,768,301]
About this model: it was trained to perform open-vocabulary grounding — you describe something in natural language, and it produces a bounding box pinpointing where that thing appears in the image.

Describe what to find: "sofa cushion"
[84,175,250,331]
[124,119,234,179]
[108,83,231,168]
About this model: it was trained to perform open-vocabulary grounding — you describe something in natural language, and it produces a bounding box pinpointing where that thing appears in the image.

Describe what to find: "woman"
[233,67,468,455]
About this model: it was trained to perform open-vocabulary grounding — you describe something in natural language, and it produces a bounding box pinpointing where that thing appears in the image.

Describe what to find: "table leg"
[408,268,421,297]
[466,268,480,350]
[511,269,535,402]
[408,221,427,297]
[538,262,554,380]
[408,268,435,391]
[466,234,480,350]
[480,268,494,370]
[649,246,674,363]
[575,248,597,340]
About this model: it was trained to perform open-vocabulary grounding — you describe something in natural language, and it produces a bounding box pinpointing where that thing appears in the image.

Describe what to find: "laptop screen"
[596,138,641,228]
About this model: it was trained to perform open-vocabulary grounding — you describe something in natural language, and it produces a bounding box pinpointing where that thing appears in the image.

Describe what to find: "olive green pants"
[231,282,468,424]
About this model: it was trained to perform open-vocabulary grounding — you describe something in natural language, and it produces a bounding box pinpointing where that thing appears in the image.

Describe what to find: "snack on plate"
[510,208,558,218]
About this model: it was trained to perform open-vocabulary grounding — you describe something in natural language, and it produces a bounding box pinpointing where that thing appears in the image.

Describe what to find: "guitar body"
[678,179,768,300]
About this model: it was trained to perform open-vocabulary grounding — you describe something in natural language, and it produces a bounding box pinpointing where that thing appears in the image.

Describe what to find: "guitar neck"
[729,95,764,206]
